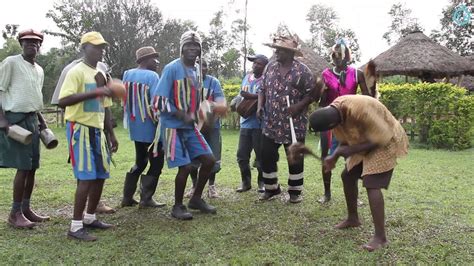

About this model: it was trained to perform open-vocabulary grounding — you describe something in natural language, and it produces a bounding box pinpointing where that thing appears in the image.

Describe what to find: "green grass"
[0,127,473,264]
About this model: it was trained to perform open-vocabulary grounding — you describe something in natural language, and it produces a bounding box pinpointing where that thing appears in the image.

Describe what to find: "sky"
[0,0,457,66]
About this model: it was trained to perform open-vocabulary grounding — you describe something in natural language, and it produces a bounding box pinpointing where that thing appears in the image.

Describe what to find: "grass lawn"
[0,127,472,264]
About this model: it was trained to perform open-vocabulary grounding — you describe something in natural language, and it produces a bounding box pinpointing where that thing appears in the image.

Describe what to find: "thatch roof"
[453,56,474,91]
[364,31,473,79]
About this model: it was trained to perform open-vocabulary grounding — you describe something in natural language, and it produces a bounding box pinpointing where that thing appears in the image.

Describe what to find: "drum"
[7,125,32,145]
[40,128,59,149]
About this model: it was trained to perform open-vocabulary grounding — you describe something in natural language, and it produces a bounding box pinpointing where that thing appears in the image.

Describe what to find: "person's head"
[247,54,268,77]
[264,36,302,64]
[330,39,351,69]
[201,59,208,77]
[80,31,108,64]
[180,30,202,64]
[18,29,43,58]
[309,106,341,132]
[136,46,159,71]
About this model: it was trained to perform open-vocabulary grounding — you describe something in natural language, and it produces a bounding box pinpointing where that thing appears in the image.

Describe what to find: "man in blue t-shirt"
[235,54,268,193]
[155,31,216,220]
[185,59,226,199]
[121,46,165,209]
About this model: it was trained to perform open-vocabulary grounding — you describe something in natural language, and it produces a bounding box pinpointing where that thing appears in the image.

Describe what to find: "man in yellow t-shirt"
[58,32,118,242]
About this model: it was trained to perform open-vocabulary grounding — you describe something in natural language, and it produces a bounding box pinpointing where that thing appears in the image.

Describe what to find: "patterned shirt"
[261,59,315,144]
[331,95,409,176]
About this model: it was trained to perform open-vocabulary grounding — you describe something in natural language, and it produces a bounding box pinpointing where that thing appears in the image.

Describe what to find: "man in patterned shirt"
[257,36,320,203]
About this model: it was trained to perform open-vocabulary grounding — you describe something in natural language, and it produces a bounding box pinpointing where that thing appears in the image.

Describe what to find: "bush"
[379,83,474,150]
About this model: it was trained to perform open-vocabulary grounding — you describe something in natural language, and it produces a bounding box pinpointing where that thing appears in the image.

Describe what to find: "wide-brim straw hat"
[264,36,303,57]
[136,46,159,63]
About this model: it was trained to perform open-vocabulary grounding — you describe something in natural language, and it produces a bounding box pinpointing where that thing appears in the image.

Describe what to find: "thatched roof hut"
[365,31,473,79]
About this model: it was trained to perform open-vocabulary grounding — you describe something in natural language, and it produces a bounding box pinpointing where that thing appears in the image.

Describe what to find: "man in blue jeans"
[236,54,268,193]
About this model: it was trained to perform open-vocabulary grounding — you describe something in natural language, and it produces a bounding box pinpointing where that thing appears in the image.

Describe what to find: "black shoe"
[289,194,303,203]
[259,186,281,201]
[171,205,193,220]
[121,198,139,207]
[84,220,115,230]
[67,228,97,241]
[139,199,166,208]
[236,183,251,193]
[188,198,217,214]
[257,182,265,193]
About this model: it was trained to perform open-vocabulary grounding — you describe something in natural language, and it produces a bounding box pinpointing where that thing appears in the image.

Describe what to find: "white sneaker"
[208,185,219,198]
[184,187,195,198]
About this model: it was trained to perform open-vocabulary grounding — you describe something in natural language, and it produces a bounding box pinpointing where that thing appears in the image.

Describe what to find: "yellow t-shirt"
[58,62,112,129]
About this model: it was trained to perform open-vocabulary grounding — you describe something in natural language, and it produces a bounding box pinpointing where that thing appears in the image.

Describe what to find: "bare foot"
[318,195,331,204]
[361,237,388,252]
[334,219,361,229]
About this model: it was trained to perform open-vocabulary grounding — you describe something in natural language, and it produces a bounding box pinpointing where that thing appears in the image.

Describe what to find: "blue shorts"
[163,127,212,168]
[190,127,222,173]
[66,121,110,180]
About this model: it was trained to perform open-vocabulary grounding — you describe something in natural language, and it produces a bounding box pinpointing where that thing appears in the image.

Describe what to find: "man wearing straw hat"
[155,30,217,220]
[120,46,165,208]
[257,35,320,203]
[0,29,50,228]
[58,31,118,241]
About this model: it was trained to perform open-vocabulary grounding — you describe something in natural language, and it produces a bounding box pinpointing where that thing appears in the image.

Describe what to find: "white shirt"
[0,54,44,112]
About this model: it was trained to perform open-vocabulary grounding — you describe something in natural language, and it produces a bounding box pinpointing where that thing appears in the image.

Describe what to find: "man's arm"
[357,69,371,96]
[104,107,118,153]
[288,76,323,118]
[0,104,8,130]
[323,141,378,172]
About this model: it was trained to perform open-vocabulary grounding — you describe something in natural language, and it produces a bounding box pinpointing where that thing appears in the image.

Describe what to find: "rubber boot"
[121,172,139,207]
[139,175,166,208]
[236,165,252,192]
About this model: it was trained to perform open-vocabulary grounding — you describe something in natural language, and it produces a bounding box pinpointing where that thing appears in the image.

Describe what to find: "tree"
[382,3,424,45]
[155,19,197,72]
[2,24,19,40]
[306,4,361,63]
[430,0,473,56]
[46,0,165,77]
[0,38,22,62]
[202,9,229,78]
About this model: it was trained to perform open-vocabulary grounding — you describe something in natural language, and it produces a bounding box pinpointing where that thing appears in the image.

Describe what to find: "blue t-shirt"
[202,75,225,128]
[240,73,262,129]
[156,58,202,129]
[123,68,160,143]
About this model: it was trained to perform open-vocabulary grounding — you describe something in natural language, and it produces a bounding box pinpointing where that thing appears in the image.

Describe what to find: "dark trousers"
[236,128,263,186]
[261,134,304,196]
[129,141,164,177]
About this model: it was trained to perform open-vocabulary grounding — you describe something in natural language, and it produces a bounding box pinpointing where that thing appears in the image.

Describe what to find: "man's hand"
[323,154,338,173]
[96,87,113,98]
[288,102,304,118]
[0,116,9,130]
[175,111,194,124]
[108,134,119,153]
[256,107,264,120]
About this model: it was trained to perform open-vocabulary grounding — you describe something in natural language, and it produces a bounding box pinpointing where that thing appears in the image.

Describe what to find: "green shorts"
[0,112,40,170]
